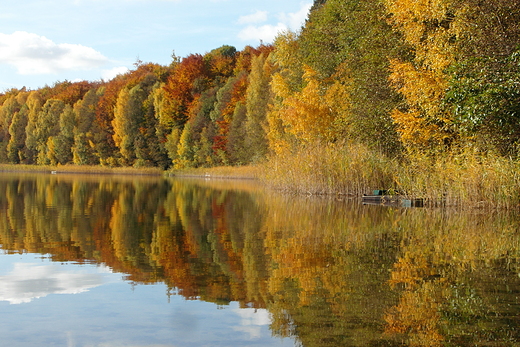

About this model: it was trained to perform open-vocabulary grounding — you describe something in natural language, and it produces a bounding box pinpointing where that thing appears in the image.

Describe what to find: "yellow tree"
[267,31,302,155]
[269,28,362,152]
[23,91,43,163]
[384,0,458,151]
[278,66,336,143]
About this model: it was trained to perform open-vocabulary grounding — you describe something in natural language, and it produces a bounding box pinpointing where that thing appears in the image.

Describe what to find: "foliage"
[445,50,520,154]
[0,1,519,205]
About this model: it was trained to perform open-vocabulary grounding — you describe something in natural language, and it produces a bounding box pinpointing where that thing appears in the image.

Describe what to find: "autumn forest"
[1,0,520,202]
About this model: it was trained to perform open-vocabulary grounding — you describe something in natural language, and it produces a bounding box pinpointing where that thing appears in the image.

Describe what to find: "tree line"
[1,0,519,170]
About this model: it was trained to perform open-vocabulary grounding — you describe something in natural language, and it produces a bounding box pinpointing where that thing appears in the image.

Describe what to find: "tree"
[268,31,305,155]
[383,0,462,152]
[227,102,248,165]
[162,54,209,130]
[24,91,43,163]
[443,0,520,154]
[112,73,159,166]
[35,99,65,165]
[205,45,237,80]
[385,0,520,154]
[72,89,100,165]
[55,105,75,164]
[165,127,181,165]
[193,125,217,167]
[245,53,273,162]
[299,0,404,153]
[49,80,98,105]
[7,104,28,163]
[278,66,336,143]
[175,122,195,168]
[0,93,25,162]
[189,87,218,167]
[210,72,248,165]
[140,85,170,169]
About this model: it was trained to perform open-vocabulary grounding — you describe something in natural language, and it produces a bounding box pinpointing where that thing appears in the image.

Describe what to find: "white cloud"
[102,66,130,81]
[279,3,312,30]
[0,31,108,75]
[237,10,268,25]
[237,3,312,43]
[237,23,287,43]
[0,262,107,304]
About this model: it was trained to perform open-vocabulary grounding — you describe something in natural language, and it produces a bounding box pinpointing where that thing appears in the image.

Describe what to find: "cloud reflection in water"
[0,262,110,304]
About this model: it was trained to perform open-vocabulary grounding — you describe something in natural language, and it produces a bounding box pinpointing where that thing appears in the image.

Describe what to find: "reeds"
[259,142,520,209]
[395,150,520,209]
[259,141,398,196]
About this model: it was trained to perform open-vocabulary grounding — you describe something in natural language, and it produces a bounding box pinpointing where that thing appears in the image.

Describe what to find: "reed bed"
[259,142,398,196]
[395,151,520,209]
[259,142,520,209]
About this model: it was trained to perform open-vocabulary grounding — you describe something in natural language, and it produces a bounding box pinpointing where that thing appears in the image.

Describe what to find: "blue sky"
[0,0,312,91]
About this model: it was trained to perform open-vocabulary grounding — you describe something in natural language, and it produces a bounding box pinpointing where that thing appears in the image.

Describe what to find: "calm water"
[0,173,519,346]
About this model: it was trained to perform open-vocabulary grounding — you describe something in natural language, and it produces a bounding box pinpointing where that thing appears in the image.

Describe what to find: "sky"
[0,0,312,91]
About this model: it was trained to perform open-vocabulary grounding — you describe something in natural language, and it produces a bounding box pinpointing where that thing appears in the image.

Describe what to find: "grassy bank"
[169,165,261,179]
[0,164,164,176]
[0,163,260,179]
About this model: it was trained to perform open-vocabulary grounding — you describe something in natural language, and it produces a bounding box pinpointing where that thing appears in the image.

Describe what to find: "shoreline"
[0,164,164,176]
[0,163,260,180]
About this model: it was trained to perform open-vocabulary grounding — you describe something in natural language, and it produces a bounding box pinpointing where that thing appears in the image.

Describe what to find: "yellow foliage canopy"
[272,65,346,144]
[384,0,458,150]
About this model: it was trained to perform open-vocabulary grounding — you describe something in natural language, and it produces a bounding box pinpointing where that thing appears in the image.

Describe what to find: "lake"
[0,173,519,346]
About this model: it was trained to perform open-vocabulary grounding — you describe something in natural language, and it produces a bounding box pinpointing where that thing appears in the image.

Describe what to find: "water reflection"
[0,173,519,346]
[0,259,107,304]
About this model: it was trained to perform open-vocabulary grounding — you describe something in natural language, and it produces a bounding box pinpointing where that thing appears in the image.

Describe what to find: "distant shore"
[0,163,260,180]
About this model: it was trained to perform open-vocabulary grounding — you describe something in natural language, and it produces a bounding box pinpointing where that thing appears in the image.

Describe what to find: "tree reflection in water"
[0,173,519,346]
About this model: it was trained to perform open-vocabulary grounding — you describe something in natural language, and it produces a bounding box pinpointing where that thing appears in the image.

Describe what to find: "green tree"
[298,0,404,153]
[7,104,28,163]
[210,72,248,165]
[0,93,25,162]
[189,87,218,167]
[141,85,170,169]
[175,122,195,168]
[227,101,248,165]
[443,0,520,154]
[245,53,273,162]
[72,89,100,165]
[24,91,43,163]
[112,74,158,166]
[112,86,141,165]
[54,105,75,164]
[36,99,65,165]
[194,125,217,167]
